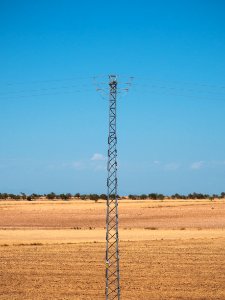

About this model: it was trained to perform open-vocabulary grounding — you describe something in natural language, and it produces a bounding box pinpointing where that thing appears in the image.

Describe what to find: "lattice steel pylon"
[105,75,120,300]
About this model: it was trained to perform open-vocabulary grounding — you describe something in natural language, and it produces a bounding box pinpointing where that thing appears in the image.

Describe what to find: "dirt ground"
[1,239,225,300]
[0,199,225,299]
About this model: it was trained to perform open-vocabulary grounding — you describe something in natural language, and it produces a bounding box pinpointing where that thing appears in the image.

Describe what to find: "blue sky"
[0,0,225,195]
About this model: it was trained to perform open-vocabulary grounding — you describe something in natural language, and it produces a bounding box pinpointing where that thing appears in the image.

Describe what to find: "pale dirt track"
[0,200,225,299]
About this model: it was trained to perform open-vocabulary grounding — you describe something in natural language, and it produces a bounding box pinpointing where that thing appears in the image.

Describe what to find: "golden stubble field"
[0,199,225,300]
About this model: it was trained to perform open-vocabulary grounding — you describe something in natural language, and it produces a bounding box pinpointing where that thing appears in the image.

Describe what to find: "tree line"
[0,192,107,201]
[0,192,225,201]
[128,192,225,200]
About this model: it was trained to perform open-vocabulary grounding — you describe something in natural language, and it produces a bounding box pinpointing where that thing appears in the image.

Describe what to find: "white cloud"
[72,161,85,170]
[209,160,225,167]
[164,162,180,171]
[47,154,108,172]
[190,161,204,170]
[91,153,106,161]
[93,164,107,171]
[153,160,161,165]
[58,161,86,170]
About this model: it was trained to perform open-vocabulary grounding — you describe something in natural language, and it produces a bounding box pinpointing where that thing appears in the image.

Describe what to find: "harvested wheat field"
[1,199,225,229]
[0,199,225,299]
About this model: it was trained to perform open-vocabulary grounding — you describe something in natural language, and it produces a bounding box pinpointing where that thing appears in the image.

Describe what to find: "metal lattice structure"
[105,75,120,299]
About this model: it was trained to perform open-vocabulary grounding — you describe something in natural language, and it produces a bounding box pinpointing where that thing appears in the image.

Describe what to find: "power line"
[0,75,224,102]
[133,75,225,90]
[0,75,106,86]
[132,85,225,102]
[0,89,94,100]
[0,84,92,97]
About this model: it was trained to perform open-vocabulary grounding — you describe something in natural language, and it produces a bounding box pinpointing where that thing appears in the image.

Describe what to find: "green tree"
[148,193,158,200]
[0,193,8,199]
[157,194,165,200]
[90,194,100,201]
[128,194,137,200]
[220,192,225,198]
[100,194,107,200]
[140,194,147,199]
[20,192,27,200]
[59,194,68,200]
[46,192,56,200]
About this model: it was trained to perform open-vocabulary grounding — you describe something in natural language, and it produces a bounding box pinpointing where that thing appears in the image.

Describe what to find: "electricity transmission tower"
[105,75,120,299]
[95,74,132,299]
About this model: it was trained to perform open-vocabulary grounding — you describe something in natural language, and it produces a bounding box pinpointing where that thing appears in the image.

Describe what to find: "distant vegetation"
[0,192,225,201]
[128,192,225,200]
[0,192,108,201]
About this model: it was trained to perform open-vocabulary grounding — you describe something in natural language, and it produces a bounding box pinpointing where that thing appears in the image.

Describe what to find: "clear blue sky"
[0,0,225,195]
